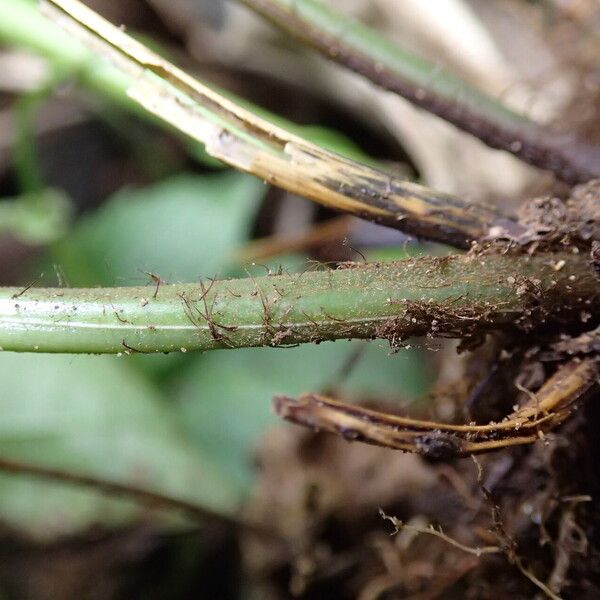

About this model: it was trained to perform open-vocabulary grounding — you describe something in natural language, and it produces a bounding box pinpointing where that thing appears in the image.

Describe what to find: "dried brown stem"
[274,358,599,457]
[380,510,502,557]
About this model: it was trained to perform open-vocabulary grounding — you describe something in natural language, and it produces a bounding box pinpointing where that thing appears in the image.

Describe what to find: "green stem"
[0,253,596,354]
[32,0,505,248]
[0,0,217,161]
[238,0,600,184]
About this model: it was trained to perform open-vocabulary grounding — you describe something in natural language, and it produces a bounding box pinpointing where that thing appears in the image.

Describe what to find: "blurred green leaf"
[0,353,239,539]
[0,189,72,244]
[176,341,429,494]
[52,172,265,286]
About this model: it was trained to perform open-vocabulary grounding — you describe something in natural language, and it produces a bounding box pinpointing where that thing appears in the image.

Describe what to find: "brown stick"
[234,216,353,262]
[0,457,243,528]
